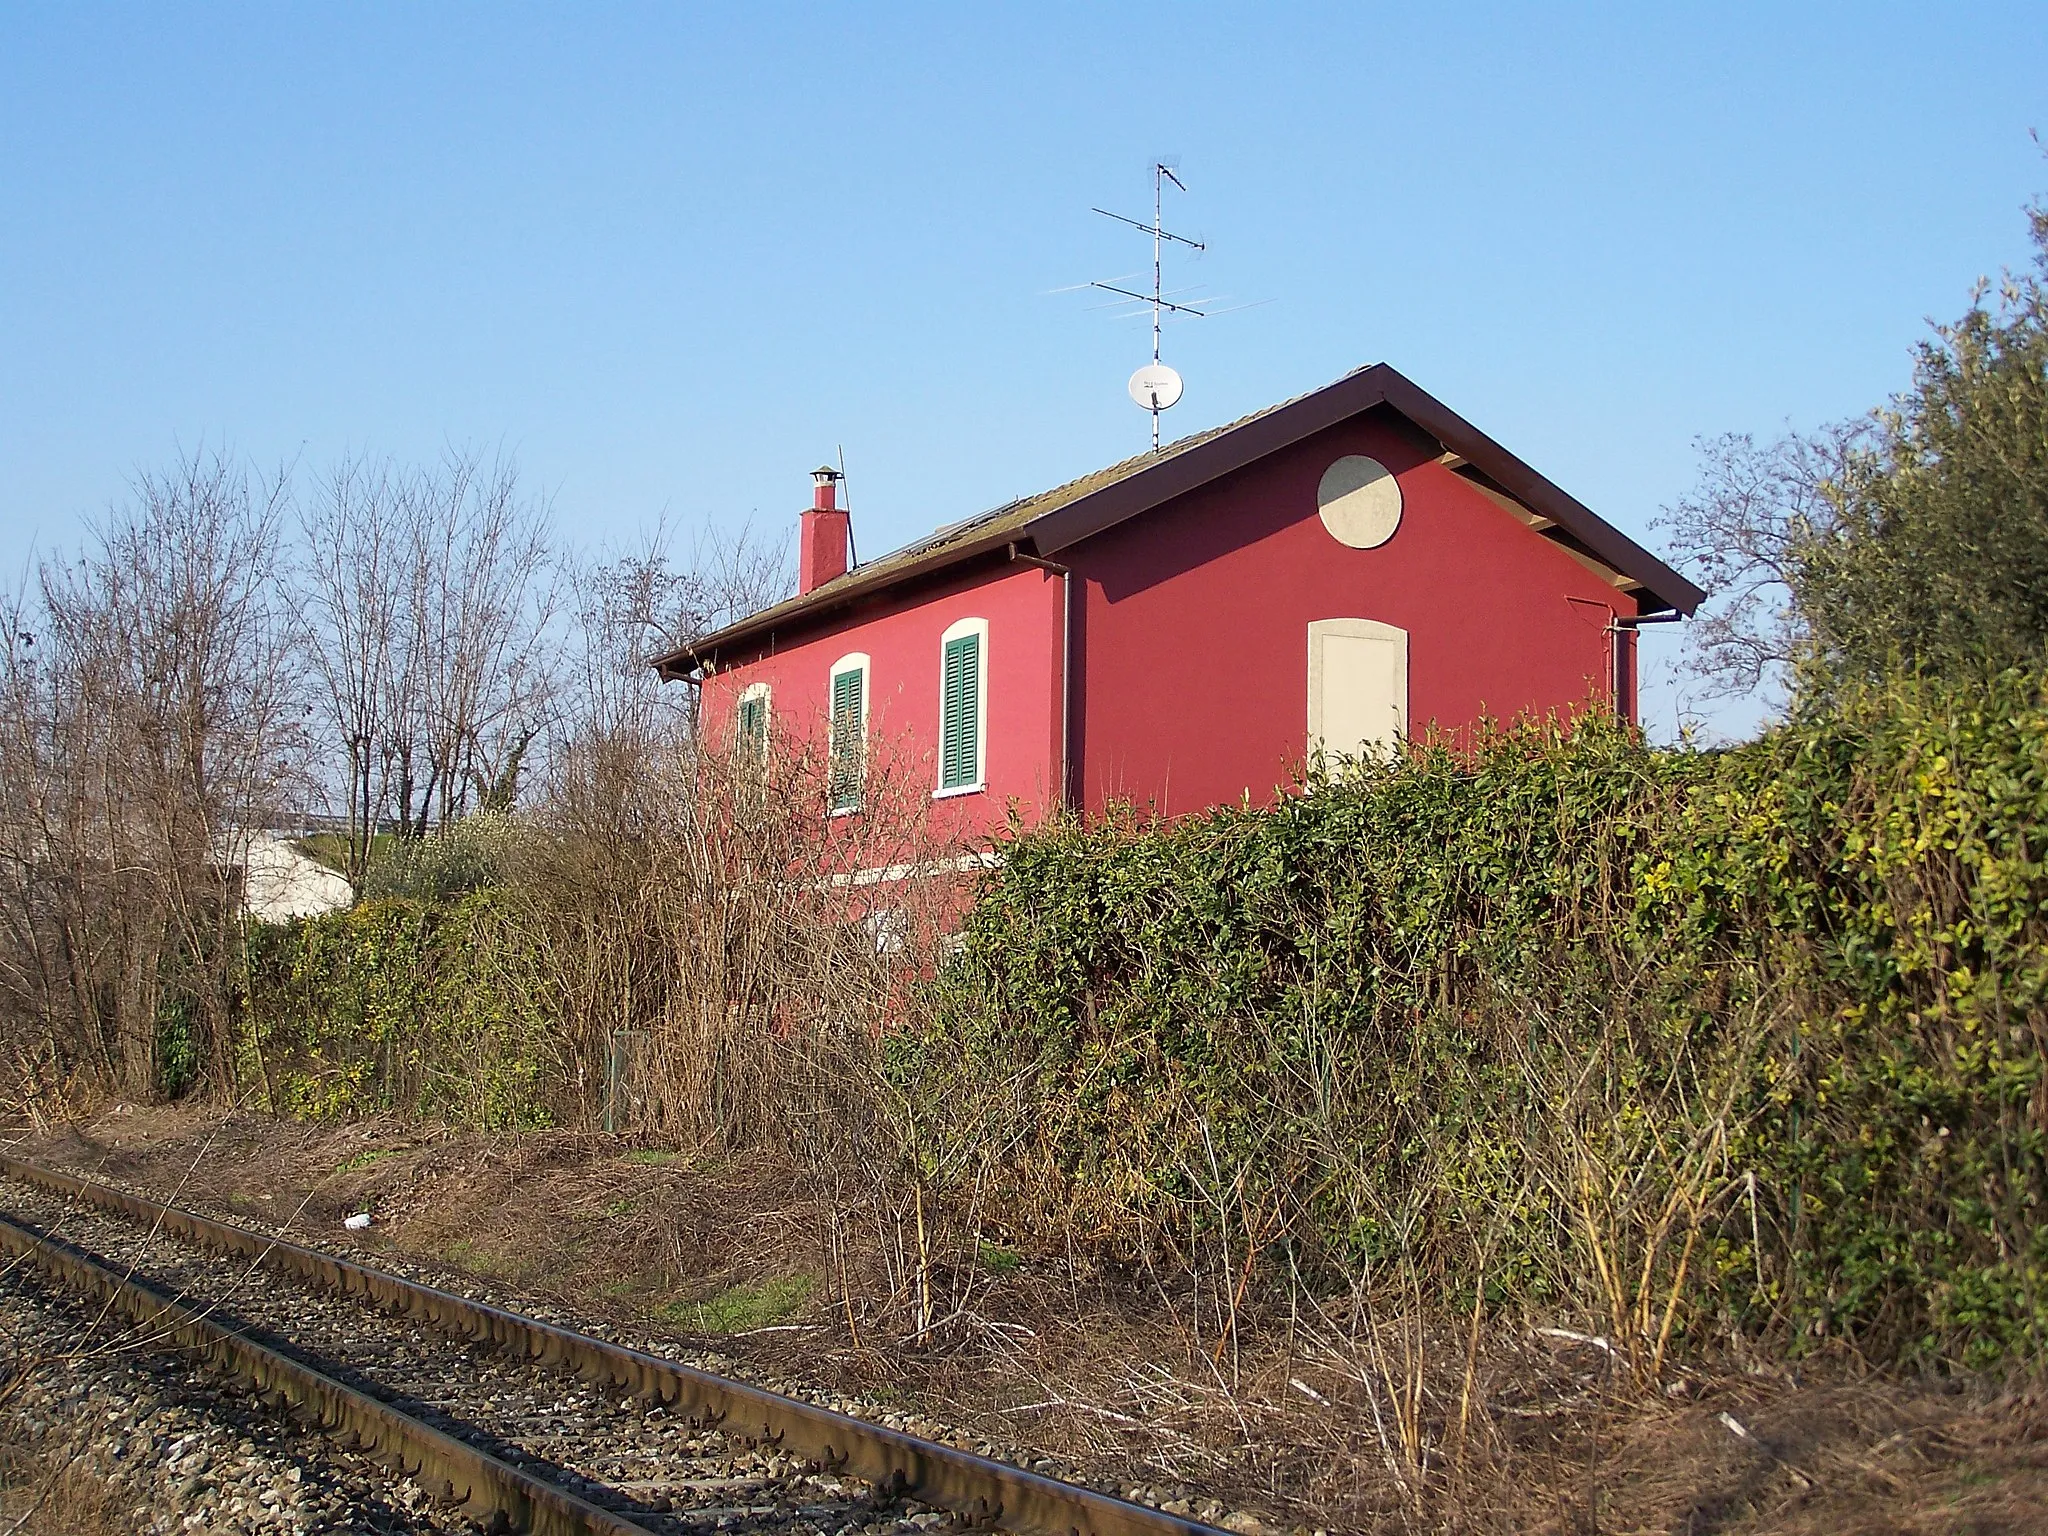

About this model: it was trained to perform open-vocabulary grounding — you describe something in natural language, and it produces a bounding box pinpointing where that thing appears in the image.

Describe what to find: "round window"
[1317,455,1403,549]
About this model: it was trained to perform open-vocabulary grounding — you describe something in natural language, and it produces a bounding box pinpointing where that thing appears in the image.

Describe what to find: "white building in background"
[218,831,353,923]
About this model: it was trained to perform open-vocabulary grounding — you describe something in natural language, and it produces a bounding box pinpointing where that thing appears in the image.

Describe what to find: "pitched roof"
[654,362,1703,676]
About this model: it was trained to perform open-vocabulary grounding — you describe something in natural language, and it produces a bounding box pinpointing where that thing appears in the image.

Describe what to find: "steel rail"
[0,1208,653,1536]
[0,1155,1230,1536]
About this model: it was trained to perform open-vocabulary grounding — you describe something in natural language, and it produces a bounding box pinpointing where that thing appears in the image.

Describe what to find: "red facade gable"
[664,365,1696,842]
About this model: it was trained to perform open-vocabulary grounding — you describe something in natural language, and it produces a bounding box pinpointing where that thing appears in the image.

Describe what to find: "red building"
[655,364,1702,846]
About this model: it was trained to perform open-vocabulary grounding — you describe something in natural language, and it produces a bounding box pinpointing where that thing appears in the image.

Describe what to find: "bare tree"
[298,455,410,892]
[533,520,790,882]
[559,518,791,749]
[396,452,555,836]
[0,438,788,1106]
[0,452,305,1099]
[0,581,86,1106]
[298,451,558,885]
[1656,422,1863,704]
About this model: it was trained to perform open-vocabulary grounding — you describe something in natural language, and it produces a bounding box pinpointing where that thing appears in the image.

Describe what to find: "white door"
[1307,619,1408,763]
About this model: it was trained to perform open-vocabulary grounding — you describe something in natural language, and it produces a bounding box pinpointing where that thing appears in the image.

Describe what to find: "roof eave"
[1374,371,1705,615]
[651,527,1028,677]
[1027,364,1703,614]
[650,362,1704,677]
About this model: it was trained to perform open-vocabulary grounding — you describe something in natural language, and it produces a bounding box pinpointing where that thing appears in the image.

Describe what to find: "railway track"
[0,1155,1231,1536]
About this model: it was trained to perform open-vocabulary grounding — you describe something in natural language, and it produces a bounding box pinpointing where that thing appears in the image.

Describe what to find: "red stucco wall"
[701,562,1064,845]
[1066,412,1642,819]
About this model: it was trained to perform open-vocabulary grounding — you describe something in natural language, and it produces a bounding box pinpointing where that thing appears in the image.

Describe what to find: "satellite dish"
[1128,363,1184,412]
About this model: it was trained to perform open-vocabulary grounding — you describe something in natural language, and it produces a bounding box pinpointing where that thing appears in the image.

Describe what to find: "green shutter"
[735,694,766,763]
[829,667,864,810]
[940,632,981,790]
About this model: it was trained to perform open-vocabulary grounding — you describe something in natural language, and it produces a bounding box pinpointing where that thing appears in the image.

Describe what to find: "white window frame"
[934,616,989,799]
[862,905,909,955]
[827,652,870,816]
[735,680,772,762]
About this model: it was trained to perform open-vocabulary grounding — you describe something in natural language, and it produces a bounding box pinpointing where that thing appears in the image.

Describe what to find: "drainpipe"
[1607,611,1682,721]
[1007,544,1072,813]
[679,665,708,735]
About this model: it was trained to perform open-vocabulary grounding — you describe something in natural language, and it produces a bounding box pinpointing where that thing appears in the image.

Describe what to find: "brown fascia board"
[655,539,1023,678]
[1026,363,1705,614]
[655,363,1702,678]
[652,532,1024,678]
[1377,372,1704,613]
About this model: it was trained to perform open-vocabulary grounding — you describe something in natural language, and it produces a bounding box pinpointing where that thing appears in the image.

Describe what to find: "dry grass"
[18,1105,2048,1535]
[0,1435,125,1536]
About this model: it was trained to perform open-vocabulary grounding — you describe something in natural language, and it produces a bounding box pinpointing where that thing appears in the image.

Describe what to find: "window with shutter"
[735,687,770,767]
[828,657,867,812]
[938,625,983,793]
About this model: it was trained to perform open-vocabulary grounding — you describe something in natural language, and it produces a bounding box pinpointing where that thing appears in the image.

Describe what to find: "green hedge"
[243,891,556,1129]
[894,677,2048,1367]
[235,676,2048,1367]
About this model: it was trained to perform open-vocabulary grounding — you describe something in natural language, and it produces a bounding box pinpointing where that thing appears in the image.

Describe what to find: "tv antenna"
[1092,163,1205,451]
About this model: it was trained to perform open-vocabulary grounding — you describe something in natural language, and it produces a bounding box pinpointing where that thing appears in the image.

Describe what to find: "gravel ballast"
[0,1183,979,1534]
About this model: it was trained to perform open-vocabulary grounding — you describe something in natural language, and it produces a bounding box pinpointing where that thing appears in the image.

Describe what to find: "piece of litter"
[1536,1327,1618,1357]
[343,1213,372,1230]
[1718,1411,1814,1487]
[1289,1377,1329,1405]
[1718,1411,1757,1444]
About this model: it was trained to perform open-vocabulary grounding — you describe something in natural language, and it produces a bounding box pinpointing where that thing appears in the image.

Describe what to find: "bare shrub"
[516,707,960,1168]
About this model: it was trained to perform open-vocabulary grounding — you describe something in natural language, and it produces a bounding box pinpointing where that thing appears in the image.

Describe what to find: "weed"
[598,1271,663,1301]
[441,1237,541,1283]
[662,1273,815,1334]
[332,1146,402,1175]
[977,1241,1021,1275]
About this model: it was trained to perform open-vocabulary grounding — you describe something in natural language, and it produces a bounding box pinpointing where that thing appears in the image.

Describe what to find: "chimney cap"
[812,465,842,485]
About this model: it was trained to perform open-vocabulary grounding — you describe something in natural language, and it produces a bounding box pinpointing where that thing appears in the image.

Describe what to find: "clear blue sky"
[3,3,2044,738]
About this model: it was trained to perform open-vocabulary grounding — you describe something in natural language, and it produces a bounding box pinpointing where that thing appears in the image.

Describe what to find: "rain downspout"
[1008,544,1073,813]
[1607,611,1682,720]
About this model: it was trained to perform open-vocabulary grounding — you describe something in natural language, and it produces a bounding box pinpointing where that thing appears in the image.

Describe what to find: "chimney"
[799,466,850,594]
